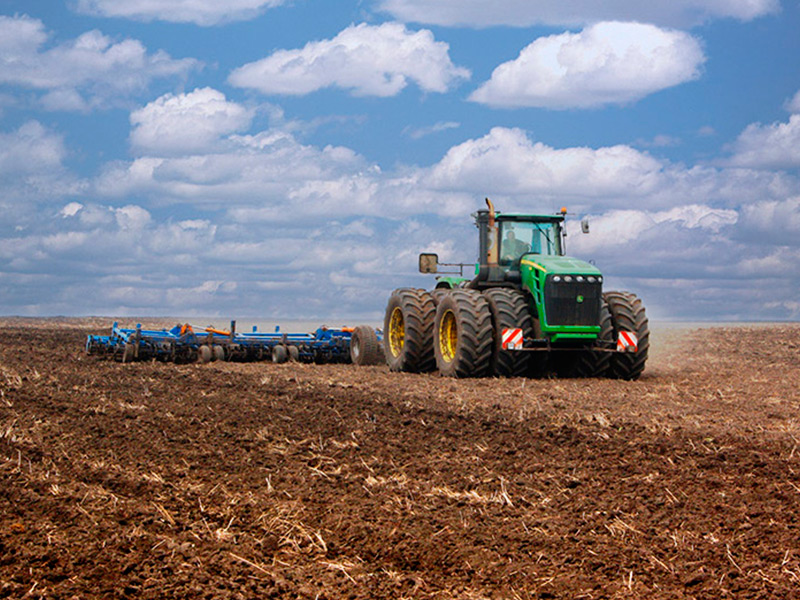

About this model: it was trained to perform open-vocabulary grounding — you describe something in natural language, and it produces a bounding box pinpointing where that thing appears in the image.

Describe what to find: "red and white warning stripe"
[502,328,524,350]
[617,331,638,353]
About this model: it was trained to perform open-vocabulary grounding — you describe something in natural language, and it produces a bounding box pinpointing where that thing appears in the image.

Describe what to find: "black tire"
[272,344,288,364]
[605,291,649,380]
[570,297,614,377]
[383,288,436,373]
[197,345,212,364]
[433,289,494,378]
[482,288,534,377]
[350,325,383,366]
[431,288,450,306]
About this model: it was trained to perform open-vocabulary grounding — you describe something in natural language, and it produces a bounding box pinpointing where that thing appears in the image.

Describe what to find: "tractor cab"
[469,203,578,289]
[399,199,649,380]
[419,204,575,288]
[496,215,563,264]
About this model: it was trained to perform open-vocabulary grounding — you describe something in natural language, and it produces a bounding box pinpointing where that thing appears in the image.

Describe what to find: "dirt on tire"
[1,320,800,599]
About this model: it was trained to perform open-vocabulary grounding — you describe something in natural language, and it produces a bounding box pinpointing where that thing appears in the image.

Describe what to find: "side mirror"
[581,217,590,234]
[419,253,439,274]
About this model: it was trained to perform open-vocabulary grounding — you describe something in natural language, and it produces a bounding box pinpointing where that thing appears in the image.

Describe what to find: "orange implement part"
[204,327,231,336]
[180,323,194,336]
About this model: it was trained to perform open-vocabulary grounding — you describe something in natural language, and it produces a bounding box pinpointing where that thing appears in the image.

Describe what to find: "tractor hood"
[520,254,602,276]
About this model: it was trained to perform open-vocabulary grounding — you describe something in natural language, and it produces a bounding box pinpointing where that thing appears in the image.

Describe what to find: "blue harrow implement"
[86,321,384,365]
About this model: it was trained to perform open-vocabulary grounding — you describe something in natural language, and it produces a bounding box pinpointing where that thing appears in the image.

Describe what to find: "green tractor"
[383,199,649,379]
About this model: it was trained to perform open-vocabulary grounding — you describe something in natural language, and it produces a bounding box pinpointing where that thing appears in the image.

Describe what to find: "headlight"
[597,276,603,283]
[587,276,596,283]
[563,275,573,283]
[576,275,584,282]
[553,275,562,282]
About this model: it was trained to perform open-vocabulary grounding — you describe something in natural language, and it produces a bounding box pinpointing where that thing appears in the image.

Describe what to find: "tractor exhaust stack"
[486,197,499,267]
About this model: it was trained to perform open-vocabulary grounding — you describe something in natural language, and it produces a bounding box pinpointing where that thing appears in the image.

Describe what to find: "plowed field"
[1,321,800,599]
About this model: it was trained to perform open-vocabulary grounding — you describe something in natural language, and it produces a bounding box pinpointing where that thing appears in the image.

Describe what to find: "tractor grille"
[543,277,601,327]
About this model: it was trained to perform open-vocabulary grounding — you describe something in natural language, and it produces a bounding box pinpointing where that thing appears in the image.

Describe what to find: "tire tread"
[435,289,494,377]
[384,288,436,373]
[482,288,534,377]
[604,291,649,380]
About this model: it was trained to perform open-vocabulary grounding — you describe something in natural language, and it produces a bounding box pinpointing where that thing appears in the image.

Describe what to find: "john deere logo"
[576,294,584,303]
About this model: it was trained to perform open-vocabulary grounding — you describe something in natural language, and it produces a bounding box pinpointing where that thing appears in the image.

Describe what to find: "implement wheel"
[272,345,288,364]
[434,289,494,378]
[384,288,436,373]
[351,325,383,366]
[605,291,649,380]
[197,345,212,364]
[482,288,534,377]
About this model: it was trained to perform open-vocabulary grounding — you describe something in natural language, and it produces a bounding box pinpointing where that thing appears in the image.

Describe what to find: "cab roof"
[496,212,565,223]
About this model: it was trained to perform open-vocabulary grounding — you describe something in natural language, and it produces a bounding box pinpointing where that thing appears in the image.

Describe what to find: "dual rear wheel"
[433,290,493,377]
[383,287,649,380]
[384,288,437,373]
[383,287,534,378]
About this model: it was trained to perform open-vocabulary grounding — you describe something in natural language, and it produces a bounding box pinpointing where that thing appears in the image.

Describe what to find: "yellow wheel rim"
[439,309,458,363]
[388,307,405,357]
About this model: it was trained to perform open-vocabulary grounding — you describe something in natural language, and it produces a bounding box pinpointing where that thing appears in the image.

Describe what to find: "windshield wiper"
[534,224,553,251]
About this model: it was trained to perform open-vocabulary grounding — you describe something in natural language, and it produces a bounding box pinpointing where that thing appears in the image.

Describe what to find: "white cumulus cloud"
[470,22,705,109]
[228,22,470,97]
[404,121,460,139]
[787,90,800,113]
[423,126,666,199]
[95,127,370,216]
[418,127,800,216]
[379,0,779,28]
[653,204,738,232]
[60,202,84,218]
[570,205,738,254]
[3,114,800,320]
[96,120,800,230]
[73,0,287,26]
[0,14,198,110]
[728,114,800,170]
[0,120,87,226]
[114,205,152,231]
[130,88,254,155]
[738,196,800,246]
[0,121,66,176]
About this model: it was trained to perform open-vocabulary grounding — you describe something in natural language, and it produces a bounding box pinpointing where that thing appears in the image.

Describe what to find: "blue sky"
[1,0,799,321]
